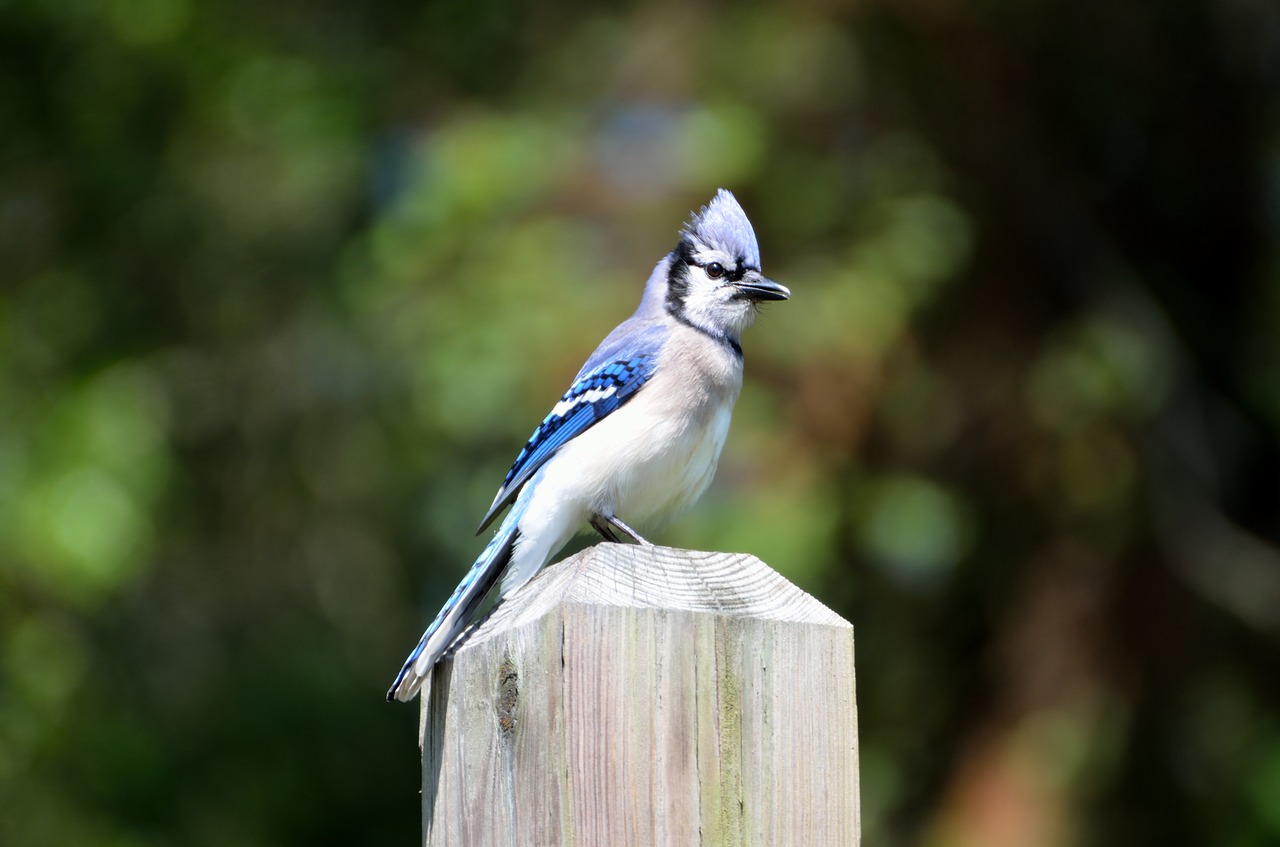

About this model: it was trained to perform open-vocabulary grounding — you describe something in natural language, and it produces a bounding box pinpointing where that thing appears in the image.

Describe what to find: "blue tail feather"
[386,508,523,702]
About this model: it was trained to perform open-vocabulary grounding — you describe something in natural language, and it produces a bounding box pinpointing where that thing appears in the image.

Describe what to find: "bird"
[387,189,789,702]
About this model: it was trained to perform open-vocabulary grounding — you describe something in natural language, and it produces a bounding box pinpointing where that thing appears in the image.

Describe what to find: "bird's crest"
[681,189,761,268]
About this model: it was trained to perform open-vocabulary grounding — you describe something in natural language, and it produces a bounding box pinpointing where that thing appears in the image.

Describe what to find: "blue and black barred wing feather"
[475,354,658,534]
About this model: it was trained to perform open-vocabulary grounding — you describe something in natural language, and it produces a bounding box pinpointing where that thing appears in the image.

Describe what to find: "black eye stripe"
[689,259,747,282]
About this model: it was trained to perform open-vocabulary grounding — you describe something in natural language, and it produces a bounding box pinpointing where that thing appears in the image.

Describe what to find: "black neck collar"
[666,305,743,359]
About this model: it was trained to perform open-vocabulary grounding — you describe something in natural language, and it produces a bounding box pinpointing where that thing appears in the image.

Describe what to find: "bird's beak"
[732,271,790,302]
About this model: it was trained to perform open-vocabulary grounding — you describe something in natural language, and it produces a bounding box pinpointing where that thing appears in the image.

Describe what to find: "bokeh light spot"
[108,0,190,46]
[49,467,147,587]
[857,474,972,589]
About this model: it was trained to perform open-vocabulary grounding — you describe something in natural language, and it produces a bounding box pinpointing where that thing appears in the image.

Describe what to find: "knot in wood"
[495,657,518,736]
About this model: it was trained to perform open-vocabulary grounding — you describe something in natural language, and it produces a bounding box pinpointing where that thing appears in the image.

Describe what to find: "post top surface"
[462,544,850,651]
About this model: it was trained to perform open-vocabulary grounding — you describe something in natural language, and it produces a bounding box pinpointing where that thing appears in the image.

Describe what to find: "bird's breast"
[550,328,744,526]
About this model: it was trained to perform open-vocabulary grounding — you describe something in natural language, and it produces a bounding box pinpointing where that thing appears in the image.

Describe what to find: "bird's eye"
[705,262,725,279]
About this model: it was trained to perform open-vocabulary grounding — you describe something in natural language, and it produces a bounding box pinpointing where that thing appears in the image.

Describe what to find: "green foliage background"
[3,0,1279,843]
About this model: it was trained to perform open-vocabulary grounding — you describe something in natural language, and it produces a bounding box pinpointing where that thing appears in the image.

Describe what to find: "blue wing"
[475,352,658,534]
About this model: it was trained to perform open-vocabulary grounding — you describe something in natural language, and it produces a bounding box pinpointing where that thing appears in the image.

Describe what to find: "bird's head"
[664,189,789,344]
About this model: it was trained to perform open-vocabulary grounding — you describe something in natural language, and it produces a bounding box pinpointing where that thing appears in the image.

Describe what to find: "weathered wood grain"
[420,543,860,846]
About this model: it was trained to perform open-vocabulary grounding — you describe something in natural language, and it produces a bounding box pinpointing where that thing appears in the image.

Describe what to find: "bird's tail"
[386,510,522,702]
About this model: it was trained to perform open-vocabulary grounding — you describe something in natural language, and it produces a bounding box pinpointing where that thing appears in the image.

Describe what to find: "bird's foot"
[590,514,622,543]
[590,513,653,546]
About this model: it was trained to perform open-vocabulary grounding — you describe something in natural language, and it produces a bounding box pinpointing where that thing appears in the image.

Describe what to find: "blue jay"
[387,189,789,701]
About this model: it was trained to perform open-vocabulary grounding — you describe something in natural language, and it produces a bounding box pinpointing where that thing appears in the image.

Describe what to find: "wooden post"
[419,543,860,846]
